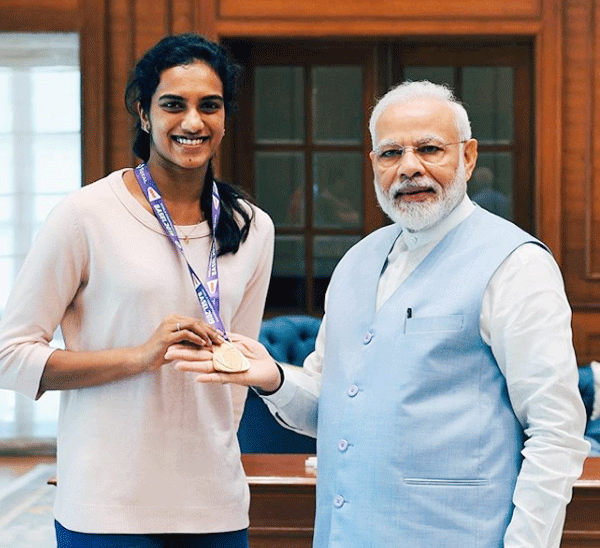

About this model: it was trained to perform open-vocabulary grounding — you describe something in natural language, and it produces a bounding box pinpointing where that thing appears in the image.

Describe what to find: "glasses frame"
[371,140,468,168]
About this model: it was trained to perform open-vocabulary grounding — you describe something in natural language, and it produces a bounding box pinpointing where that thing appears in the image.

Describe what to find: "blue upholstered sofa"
[579,364,600,455]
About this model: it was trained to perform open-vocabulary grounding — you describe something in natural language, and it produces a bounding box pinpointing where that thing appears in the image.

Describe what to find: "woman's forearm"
[39,347,146,394]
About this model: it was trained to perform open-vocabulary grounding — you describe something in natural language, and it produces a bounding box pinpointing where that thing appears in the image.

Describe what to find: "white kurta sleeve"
[481,243,590,548]
[260,308,326,438]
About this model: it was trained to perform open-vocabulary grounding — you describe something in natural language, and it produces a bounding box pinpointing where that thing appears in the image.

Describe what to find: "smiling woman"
[138,61,226,177]
[0,33,274,548]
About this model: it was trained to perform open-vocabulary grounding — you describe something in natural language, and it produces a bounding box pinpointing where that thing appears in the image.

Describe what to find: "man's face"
[369,97,478,231]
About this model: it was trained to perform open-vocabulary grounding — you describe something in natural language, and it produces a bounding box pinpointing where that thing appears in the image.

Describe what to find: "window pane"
[0,135,14,192]
[313,235,360,278]
[403,66,455,89]
[34,194,66,227]
[312,66,363,145]
[255,67,304,144]
[33,133,81,194]
[255,151,305,227]
[0,195,13,262]
[469,152,513,221]
[0,195,12,223]
[0,390,15,422]
[32,68,81,133]
[313,152,363,229]
[273,235,305,276]
[462,67,513,144]
[0,258,13,315]
[0,69,12,133]
[0,227,12,257]
[266,235,306,311]
[313,235,361,311]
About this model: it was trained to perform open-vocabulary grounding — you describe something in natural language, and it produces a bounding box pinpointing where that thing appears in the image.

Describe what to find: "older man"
[169,81,590,548]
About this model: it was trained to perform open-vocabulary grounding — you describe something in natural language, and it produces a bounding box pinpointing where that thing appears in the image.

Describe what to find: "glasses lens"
[375,143,453,168]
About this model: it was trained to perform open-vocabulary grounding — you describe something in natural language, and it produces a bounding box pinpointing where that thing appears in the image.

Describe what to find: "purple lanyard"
[133,163,227,337]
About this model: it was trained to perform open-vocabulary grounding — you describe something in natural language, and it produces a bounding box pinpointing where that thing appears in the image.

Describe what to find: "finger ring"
[176,323,181,331]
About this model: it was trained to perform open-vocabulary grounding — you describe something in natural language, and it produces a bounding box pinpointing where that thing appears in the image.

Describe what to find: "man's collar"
[399,195,475,251]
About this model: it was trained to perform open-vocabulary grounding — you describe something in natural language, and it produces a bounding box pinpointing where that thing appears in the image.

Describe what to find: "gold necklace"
[177,222,202,244]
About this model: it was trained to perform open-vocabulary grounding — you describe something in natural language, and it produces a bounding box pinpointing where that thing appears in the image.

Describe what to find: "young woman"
[0,34,274,548]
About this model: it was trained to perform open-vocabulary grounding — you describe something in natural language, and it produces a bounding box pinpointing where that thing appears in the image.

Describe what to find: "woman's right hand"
[136,314,224,372]
[40,315,223,394]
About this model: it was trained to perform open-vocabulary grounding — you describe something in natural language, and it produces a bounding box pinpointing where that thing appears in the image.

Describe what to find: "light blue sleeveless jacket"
[314,207,544,548]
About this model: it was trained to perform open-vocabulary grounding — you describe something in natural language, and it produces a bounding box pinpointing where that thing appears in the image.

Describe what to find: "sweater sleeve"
[0,195,88,399]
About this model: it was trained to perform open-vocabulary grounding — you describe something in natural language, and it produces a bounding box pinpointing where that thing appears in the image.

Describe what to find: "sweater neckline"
[109,168,211,240]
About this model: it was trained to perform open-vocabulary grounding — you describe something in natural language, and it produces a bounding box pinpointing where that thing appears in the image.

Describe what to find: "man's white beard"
[374,160,468,232]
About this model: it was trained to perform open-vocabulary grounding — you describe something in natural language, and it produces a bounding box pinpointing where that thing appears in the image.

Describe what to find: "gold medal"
[212,340,250,373]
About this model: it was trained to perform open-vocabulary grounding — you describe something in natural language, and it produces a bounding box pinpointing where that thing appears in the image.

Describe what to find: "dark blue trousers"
[55,521,249,548]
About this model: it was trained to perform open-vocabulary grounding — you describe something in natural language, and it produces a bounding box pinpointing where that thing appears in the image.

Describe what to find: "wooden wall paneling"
[562,0,591,305]
[563,0,598,359]
[586,0,600,279]
[107,0,137,171]
[534,0,564,258]
[170,0,196,34]
[0,0,77,31]
[81,0,108,185]
[196,0,218,40]
[216,17,542,39]
[133,0,170,58]
[572,312,600,364]
[362,46,385,234]
[217,0,541,20]
[127,0,170,164]
[568,0,600,362]
[3,0,75,7]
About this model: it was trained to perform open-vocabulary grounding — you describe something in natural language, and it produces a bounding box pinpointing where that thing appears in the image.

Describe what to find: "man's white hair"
[369,80,472,145]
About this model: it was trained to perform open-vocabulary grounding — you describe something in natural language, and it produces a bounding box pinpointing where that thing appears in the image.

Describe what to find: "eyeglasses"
[372,140,467,169]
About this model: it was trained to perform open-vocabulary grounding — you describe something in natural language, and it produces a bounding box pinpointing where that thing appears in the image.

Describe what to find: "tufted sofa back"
[258,315,321,366]
[237,315,320,453]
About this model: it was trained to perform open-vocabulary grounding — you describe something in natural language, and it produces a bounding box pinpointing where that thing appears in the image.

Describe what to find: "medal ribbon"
[133,163,227,338]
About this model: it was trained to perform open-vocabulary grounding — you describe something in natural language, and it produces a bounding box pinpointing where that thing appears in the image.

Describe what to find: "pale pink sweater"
[0,169,274,534]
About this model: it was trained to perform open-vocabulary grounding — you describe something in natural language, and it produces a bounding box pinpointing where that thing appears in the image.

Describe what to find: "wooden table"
[563,457,600,547]
[243,454,316,548]
[242,454,600,548]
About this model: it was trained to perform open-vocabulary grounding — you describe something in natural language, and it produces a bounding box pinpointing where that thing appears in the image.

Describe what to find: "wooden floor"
[0,456,56,493]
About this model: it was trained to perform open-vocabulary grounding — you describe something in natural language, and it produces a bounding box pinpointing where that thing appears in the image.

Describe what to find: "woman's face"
[139,60,225,172]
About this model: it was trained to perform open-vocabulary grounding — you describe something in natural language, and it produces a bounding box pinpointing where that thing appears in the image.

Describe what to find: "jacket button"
[334,495,345,508]
[348,384,359,397]
[363,331,373,344]
[338,439,349,452]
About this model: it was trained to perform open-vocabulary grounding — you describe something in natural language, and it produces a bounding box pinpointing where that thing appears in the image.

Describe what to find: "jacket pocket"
[403,477,489,487]
[404,314,464,334]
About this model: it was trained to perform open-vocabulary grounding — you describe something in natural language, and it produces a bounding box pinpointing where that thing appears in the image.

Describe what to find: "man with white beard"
[167,81,590,548]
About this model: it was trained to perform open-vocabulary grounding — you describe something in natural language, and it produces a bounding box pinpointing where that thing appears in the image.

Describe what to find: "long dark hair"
[124,33,251,256]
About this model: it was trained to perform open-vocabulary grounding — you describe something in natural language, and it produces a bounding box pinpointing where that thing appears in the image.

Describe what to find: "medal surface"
[212,340,250,373]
